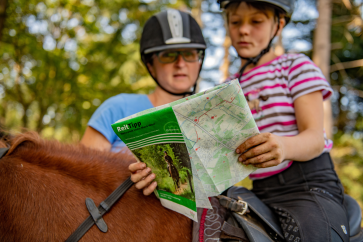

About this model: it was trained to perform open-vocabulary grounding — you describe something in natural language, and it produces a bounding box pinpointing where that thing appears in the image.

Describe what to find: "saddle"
[194,186,363,242]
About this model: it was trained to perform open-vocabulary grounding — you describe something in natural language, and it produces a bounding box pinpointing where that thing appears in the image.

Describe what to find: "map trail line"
[216,94,247,112]
[192,89,244,125]
[174,111,235,151]
[214,105,252,124]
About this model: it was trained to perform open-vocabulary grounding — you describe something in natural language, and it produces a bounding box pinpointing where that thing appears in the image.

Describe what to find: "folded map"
[111,79,259,221]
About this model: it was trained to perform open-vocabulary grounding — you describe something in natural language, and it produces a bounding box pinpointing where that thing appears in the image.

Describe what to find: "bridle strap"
[66,176,134,242]
[0,148,9,159]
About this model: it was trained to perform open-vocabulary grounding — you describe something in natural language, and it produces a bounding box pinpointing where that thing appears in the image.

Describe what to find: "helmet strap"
[146,52,205,97]
[238,20,280,81]
[153,78,197,97]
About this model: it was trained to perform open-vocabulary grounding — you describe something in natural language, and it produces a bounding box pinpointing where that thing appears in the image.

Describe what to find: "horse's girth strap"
[66,176,134,242]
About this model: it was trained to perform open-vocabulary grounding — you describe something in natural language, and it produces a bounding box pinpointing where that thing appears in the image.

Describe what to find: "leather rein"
[66,176,134,242]
[0,147,8,159]
[0,147,134,242]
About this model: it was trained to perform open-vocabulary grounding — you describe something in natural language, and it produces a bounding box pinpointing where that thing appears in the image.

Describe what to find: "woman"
[81,9,206,153]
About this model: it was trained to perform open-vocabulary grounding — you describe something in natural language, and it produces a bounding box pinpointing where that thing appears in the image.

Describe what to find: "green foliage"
[179,167,191,184]
[328,0,363,133]
[0,0,191,141]
[331,132,363,225]
[132,143,194,200]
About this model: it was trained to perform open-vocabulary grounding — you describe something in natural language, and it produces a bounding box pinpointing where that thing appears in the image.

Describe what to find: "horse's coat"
[0,132,192,241]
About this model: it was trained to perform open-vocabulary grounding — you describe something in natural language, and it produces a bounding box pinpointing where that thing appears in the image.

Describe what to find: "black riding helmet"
[140,9,207,96]
[217,0,295,79]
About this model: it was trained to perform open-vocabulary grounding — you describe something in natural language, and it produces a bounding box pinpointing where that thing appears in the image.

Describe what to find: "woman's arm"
[129,162,157,195]
[80,126,112,151]
[236,91,325,168]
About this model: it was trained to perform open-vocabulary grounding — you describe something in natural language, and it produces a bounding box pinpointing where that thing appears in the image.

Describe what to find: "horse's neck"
[0,138,192,241]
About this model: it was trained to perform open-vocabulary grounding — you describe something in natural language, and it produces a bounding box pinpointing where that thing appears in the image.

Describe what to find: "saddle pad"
[192,197,228,242]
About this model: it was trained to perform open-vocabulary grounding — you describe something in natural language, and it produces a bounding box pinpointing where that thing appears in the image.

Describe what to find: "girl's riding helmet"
[217,0,295,23]
[140,9,207,96]
[217,0,295,79]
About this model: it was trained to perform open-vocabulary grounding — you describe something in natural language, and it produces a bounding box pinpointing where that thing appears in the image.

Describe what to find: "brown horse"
[0,132,192,241]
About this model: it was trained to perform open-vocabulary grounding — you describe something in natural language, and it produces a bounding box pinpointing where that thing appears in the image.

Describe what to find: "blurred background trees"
[1,0,363,217]
[0,0,191,140]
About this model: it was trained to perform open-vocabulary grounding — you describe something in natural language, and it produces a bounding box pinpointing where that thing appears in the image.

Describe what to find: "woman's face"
[228,2,279,58]
[147,49,202,94]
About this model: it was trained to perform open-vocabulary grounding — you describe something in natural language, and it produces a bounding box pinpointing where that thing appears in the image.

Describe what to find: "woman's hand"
[129,162,157,196]
[236,133,286,168]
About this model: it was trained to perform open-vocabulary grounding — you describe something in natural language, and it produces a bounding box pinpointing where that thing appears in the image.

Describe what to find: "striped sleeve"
[225,73,240,83]
[287,55,333,101]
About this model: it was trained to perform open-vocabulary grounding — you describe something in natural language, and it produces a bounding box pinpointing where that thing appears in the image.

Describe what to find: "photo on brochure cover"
[132,142,195,201]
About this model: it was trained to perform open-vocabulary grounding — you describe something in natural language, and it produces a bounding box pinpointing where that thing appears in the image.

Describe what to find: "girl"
[220,0,348,241]
[132,2,349,241]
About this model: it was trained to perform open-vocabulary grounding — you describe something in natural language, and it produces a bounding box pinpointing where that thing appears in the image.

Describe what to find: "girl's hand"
[236,133,285,168]
[129,162,157,196]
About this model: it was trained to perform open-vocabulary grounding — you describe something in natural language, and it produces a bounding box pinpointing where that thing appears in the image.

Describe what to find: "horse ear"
[6,131,39,155]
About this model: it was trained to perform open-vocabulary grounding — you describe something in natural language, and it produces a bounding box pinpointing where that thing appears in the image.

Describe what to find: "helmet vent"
[165,9,191,44]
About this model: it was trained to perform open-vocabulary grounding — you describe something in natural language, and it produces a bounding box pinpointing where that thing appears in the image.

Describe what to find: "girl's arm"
[236,91,325,168]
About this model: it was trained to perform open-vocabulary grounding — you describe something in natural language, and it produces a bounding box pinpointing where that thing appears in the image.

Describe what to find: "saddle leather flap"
[313,193,349,242]
[344,194,362,236]
[232,212,275,242]
[220,221,249,241]
[227,186,284,239]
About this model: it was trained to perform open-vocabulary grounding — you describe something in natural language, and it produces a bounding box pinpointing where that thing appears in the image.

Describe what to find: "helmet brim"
[220,0,294,18]
[144,43,207,54]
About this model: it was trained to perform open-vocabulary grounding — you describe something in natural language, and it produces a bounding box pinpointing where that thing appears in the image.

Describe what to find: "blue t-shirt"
[88,93,153,152]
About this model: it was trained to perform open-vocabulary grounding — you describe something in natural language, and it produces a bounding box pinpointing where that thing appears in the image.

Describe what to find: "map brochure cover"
[111,79,260,221]
[111,106,199,221]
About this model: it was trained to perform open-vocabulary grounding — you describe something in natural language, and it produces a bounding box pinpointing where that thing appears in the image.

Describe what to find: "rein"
[66,176,134,242]
[0,147,9,159]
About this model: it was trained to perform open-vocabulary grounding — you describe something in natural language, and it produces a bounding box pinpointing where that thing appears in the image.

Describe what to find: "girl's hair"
[224,1,285,22]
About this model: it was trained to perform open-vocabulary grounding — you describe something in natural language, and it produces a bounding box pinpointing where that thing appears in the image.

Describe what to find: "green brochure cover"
[111,79,259,221]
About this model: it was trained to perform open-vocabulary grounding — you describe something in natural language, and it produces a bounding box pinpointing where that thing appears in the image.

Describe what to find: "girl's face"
[147,49,202,94]
[228,2,281,58]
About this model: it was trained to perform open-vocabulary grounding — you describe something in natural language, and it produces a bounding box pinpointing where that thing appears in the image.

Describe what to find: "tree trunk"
[191,0,203,28]
[312,0,333,139]
[220,34,231,83]
[191,0,203,92]
[0,0,7,42]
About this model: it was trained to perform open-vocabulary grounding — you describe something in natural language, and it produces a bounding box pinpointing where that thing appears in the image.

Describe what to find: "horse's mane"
[1,132,135,193]
[0,132,192,241]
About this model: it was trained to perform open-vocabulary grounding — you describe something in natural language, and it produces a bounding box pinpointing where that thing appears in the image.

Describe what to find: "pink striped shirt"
[227,53,333,180]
